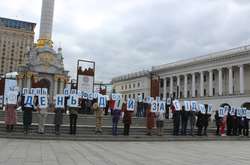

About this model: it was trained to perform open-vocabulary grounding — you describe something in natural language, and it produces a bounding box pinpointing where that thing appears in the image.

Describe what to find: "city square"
[1,0,250,164]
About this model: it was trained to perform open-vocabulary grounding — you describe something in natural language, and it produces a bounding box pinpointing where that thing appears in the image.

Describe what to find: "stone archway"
[32,78,51,94]
[242,102,250,109]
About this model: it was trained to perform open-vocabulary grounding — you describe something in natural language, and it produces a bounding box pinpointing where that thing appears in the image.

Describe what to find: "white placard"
[167,98,171,105]
[146,96,153,104]
[158,101,166,113]
[112,93,121,101]
[93,92,98,99]
[88,92,94,100]
[199,104,206,114]
[242,108,247,117]
[114,99,123,110]
[24,94,34,107]
[207,104,213,114]
[191,101,198,112]
[30,88,36,95]
[237,108,242,117]
[184,101,191,111]
[38,95,48,109]
[6,91,18,105]
[246,110,250,119]
[77,90,82,97]
[173,100,181,111]
[55,95,65,108]
[22,88,29,95]
[41,88,48,95]
[68,95,79,107]
[137,95,143,102]
[77,75,94,93]
[64,88,70,96]
[127,99,135,111]
[224,106,229,115]
[98,95,106,108]
[230,107,235,116]
[151,101,158,112]
[219,107,224,117]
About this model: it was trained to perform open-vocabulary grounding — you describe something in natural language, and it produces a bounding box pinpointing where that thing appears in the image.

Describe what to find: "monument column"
[218,68,223,96]
[192,73,196,97]
[184,74,188,98]
[163,77,167,100]
[59,79,65,94]
[54,76,58,96]
[209,70,213,96]
[228,66,233,95]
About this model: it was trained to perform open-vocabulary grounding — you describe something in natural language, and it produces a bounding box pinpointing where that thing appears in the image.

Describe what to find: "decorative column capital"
[26,72,33,78]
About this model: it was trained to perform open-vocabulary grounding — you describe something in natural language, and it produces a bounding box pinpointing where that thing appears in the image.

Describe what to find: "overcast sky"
[1,0,250,82]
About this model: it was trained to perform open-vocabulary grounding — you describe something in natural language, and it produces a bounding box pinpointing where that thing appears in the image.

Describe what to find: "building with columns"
[17,0,69,96]
[112,70,151,101]
[152,45,250,109]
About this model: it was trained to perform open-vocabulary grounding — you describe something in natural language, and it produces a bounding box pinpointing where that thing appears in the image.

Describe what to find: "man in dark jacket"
[181,106,189,136]
[172,105,181,136]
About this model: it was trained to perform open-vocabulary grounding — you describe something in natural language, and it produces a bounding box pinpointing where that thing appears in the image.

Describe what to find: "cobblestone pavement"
[0,138,249,165]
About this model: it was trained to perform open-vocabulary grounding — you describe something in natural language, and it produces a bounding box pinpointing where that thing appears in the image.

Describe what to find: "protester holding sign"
[214,110,221,136]
[22,94,36,134]
[37,95,49,134]
[4,91,18,132]
[122,102,133,136]
[54,95,66,135]
[92,100,104,134]
[181,106,189,136]
[155,107,165,136]
[146,105,156,136]
[112,103,122,136]
[171,104,181,136]
[68,95,79,135]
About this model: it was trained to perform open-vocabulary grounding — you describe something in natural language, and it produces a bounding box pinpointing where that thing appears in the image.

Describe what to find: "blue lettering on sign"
[127,99,134,110]
[71,96,77,105]
[40,96,46,106]
[25,95,33,106]
[159,102,165,112]
[99,96,106,108]
[57,96,64,106]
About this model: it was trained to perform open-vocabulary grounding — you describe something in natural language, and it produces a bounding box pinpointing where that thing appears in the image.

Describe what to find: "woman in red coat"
[146,105,155,135]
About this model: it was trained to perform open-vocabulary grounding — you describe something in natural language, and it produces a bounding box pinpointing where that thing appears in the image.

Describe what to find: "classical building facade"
[152,45,250,109]
[0,17,36,75]
[112,70,151,101]
[17,0,69,96]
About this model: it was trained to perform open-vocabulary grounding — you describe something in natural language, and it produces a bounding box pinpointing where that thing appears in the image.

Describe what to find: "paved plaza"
[0,139,249,165]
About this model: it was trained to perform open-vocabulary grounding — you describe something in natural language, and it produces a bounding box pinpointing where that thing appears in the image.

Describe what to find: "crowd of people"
[2,95,250,137]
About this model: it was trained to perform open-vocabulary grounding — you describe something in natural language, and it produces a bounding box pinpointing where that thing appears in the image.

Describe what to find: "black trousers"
[55,124,60,134]
[70,114,77,134]
[124,124,130,136]
[181,118,188,135]
[216,125,220,135]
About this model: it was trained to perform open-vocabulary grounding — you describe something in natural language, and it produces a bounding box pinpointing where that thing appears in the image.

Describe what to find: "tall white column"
[163,78,167,100]
[60,80,64,94]
[170,76,173,96]
[26,77,31,89]
[184,74,187,98]
[200,71,204,97]
[192,73,196,97]
[218,68,223,96]
[209,70,213,96]
[39,0,55,40]
[239,65,245,94]
[177,75,180,98]
[228,66,233,95]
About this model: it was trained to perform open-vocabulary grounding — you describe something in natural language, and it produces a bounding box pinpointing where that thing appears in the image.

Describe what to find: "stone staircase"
[0,111,249,141]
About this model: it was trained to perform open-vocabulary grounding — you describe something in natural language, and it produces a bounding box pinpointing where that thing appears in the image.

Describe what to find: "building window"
[213,73,215,81]
[166,80,170,87]
[121,86,123,90]
[213,88,215,95]
[129,94,131,98]
[138,82,140,87]
[160,93,163,99]
[180,92,183,98]
[187,91,190,98]
[125,85,127,89]
[133,94,135,99]
[129,84,131,89]
[133,83,135,88]
[204,89,207,96]
[160,79,164,88]
[142,93,144,99]
[195,90,198,97]
[204,75,206,82]
[125,95,127,100]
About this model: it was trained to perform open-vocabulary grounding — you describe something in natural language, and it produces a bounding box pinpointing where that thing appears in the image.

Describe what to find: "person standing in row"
[215,110,221,136]
[37,96,49,134]
[68,97,78,135]
[155,108,165,136]
[172,104,181,136]
[112,108,121,136]
[53,97,66,135]
[123,103,133,136]
[189,108,196,136]
[146,105,155,136]
[181,106,189,136]
[21,95,35,134]
[4,91,18,132]
[92,100,104,134]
